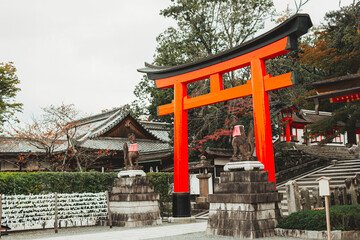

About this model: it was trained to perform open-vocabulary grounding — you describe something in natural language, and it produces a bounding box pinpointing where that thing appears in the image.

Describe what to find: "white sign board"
[316,176,331,196]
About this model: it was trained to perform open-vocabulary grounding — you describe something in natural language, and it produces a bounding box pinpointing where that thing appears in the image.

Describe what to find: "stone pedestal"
[109,176,162,227]
[207,170,282,239]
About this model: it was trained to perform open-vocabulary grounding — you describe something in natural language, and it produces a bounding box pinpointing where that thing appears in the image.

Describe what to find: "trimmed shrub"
[277,204,360,231]
[0,172,118,194]
[146,172,173,217]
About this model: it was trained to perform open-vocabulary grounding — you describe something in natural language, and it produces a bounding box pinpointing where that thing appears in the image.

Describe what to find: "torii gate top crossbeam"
[138,14,312,82]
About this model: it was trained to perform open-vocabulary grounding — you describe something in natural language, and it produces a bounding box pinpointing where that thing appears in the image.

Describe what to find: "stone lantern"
[195,156,213,203]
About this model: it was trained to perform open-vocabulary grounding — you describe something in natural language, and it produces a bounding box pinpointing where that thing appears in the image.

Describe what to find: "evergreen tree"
[300,1,360,146]
[0,62,22,131]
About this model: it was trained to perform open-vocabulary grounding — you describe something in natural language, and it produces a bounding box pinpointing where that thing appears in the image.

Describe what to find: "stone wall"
[296,145,359,160]
[274,143,329,183]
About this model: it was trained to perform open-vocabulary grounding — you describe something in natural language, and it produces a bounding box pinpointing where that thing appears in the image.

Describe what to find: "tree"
[299,2,360,76]
[300,1,360,146]
[11,104,115,171]
[0,62,22,131]
[134,0,275,153]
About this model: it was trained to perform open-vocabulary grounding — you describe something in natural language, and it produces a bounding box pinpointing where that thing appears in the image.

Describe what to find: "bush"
[146,172,173,217]
[0,172,118,194]
[277,204,360,231]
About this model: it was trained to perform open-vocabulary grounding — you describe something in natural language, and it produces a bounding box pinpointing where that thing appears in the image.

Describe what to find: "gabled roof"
[71,108,173,154]
[73,108,130,140]
[72,108,168,142]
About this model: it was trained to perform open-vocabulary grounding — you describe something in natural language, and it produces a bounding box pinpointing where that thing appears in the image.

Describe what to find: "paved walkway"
[3,221,301,240]
[37,222,207,240]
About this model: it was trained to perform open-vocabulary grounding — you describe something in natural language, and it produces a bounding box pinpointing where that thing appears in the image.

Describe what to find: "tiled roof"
[299,109,332,123]
[74,108,130,140]
[140,121,172,142]
[79,137,172,153]
[0,137,67,153]
[291,114,308,124]
[72,108,170,143]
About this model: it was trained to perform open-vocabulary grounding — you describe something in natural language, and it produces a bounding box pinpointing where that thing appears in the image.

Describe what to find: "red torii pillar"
[139,14,312,218]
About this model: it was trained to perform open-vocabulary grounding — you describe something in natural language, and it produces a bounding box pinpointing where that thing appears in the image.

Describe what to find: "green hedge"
[0,172,118,194]
[146,172,174,217]
[277,204,360,231]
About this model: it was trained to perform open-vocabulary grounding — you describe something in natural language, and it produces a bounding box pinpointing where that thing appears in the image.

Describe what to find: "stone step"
[326,162,360,167]
[279,158,360,216]
[335,160,360,165]
[292,181,345,188]
[321,165,360,170]
[295,176,355,182]
[311,171,360,176]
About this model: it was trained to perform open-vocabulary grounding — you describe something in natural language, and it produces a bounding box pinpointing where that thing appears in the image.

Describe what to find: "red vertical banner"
[250,58,276,182]
[173,83,189,193]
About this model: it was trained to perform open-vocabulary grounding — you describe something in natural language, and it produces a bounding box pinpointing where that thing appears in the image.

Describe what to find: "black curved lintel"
[137,14,312,80]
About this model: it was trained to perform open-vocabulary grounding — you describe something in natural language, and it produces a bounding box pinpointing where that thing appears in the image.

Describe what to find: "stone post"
[334,187,340,205]
[285,180,301,214]
[300,188,311,210]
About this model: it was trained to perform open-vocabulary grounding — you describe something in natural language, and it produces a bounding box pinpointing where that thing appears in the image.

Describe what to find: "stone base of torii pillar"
[207,161,282,239]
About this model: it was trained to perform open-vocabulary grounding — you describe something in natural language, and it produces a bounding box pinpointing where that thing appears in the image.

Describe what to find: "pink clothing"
[233,125,242,137]
[129,144,138,152]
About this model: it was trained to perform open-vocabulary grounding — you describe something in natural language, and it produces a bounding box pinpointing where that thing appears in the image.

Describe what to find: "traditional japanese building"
[72,108,173,171]
[306,73,360,113]
[279,107,360,145]
[0,108,173,172]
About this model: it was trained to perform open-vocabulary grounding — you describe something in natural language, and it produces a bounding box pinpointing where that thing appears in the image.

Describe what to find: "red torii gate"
[139,14,312,218]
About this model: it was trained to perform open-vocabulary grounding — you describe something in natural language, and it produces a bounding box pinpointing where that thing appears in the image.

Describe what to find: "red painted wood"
[250,58,276,182]
[173,83,189,193]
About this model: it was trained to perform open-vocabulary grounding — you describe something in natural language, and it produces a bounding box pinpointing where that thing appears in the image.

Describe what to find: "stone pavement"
[40,221,208,240]
[3,221,301,240]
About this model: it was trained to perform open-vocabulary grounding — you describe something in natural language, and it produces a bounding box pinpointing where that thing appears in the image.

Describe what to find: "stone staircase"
[277,158,360,216]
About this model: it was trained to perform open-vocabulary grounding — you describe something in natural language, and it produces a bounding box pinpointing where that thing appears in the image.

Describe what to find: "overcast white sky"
[0,0,354,124]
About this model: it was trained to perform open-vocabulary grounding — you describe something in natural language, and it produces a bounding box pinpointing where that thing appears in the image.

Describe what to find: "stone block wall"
[109,177,162,227]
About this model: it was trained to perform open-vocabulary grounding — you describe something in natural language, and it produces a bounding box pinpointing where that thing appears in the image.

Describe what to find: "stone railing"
[285,174,360,214]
